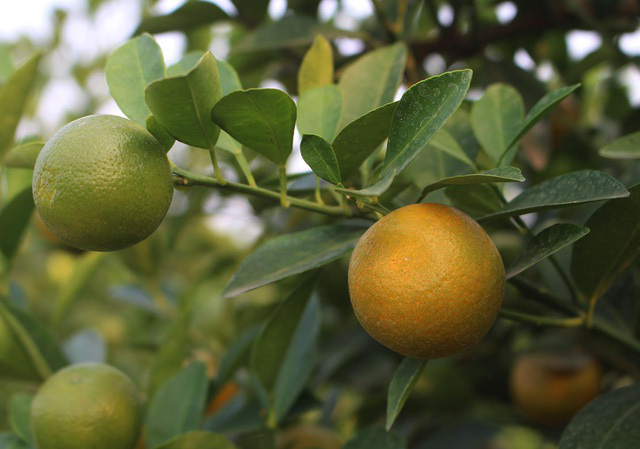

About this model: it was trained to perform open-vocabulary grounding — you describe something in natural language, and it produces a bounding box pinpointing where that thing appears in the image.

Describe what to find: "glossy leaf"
[343,427,406,449]
[508,224,590,279]
[146,116,175,152]
[9,393,33,446]
[146,362,208,449]
[145,52,222,149]
[471,83,524,165]
[2,141,44,168]
[333,101,397,179]
[212,88,296,165]
[418,166,524,201]
[0,188,34,264]
[599,130,640,159]
[335,171,396,198]
[481,170,629,220]
[298,34,333,94]
[300,134,341,184]
[63,330,106,364]
[381,70,473,178]
[156,431,237,449]
[105,34,166,125]
[571,183,640,302]
[386,358,427,430]
[223,222,366,298]
[135,1,228,35]
[339,43,406,127]
[297,85,343,142]
[559,384,640,449]
[0,53,41,158]
[251,281,319,423]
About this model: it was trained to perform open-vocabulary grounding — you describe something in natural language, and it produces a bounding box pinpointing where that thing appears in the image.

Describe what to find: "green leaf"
[470,83,524,165]
[559,384,640,449]
[300,134,341,185]
[2,141,44,168]
[339,43,406,127]
[231,0,270,27]
[167,52,203,77]
[298,34,333,94]
[223,222,366,298]
[156,431,238,449]
[135,1,228,35]
[218,59,243,95]
[145,52,222,149]
[0,46,14,81]
[146,115,175,153]
[251,281,319,424]
[0,188,34,265]
[333,101,397,179]
[0,434,29,449]
[508,224,590,279]
[599,130,640,159]
[428,128,476,169]
[386,358,426,431]
[481,170,629,220]
[381,70,472,178]
[335,171,396,198]
[8,393,33,447]
[53,252,105,322]
[0,53,41,158]
[343,427,406,449]
[215,326,261,389]
[297,85,343,142]
[445,184,502,218]
[105,34,166,125]
[571,183,640,302]
[211,88,296,165]
[418,166,524,201]
[146,362,208,449]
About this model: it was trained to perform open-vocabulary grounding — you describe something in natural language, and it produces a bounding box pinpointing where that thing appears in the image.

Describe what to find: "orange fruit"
[510,352,602,427]
[348,203,505,359]
[30,363,142,449]
[32,115,173,252]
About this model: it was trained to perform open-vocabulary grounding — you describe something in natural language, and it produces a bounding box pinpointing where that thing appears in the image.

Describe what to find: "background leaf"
[298,34,333,94]
[2,141,44,168]
[599,131,640,159]
[343,427,406,449]
[223,222,366,298]
[156,431,237,449]
[386,358,426,431]
[297,85,343,142]
[508,224,590,279]
[146,362,208,449]
[339,43,406,127]
[559,385,640,449]
[418,166,524,201]
[427,128,476,169]
[333,101,397,179]
[571,183,640,301]
[211,88,296,165]
[471,83,524,165]
[381,70,472,178]
[481,170,629,220]
[8,393,33,447]
[0,188,34,265]
[105,34,166,125]
[135,1,228,35]
[145,52,222,149]
[300,134,341,184]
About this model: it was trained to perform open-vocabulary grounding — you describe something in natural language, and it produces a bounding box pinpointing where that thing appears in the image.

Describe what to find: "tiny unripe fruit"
[348,203,505,359]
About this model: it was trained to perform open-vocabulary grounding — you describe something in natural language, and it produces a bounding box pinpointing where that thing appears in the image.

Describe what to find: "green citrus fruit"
[348,203,505,359]
[31,363,142,449]
[32,115,173,252]
[510,352,602,427]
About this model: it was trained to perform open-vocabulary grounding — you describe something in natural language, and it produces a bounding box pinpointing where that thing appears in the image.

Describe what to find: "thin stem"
[279,164,290,208]
[314,176,324,205]
[208,146,226,185]
[499,308,585,328]
[234,151,257,187]
[172,165,368,219]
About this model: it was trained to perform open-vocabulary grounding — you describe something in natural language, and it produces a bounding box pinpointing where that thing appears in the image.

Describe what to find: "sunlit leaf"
[298,34,333,94]
[297,85,343,142]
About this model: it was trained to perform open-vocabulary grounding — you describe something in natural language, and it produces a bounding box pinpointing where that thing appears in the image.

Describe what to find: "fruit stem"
[279,165,290,208]
[208,146,226,185]
[499,308,585,328]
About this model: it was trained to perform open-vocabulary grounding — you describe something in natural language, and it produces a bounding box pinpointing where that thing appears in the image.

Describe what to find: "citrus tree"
[1,1,639,448]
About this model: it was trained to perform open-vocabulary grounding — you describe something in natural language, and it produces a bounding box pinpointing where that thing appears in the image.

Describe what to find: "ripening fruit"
[510,352,602,427]
[32,115,174,252]
[31,363,142,449]
[348,203,505,359]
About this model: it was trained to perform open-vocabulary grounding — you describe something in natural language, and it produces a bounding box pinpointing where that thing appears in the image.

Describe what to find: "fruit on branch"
[510,351,602,427]
[31,363,142,449]
[32,115,174,252]
[348,203,505,359]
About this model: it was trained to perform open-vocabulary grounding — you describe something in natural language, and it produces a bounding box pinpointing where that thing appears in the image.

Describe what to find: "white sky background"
[1,0,640,243]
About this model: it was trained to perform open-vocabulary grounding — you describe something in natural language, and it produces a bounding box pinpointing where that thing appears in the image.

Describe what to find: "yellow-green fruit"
[33,115,173,252]
[31,363,142,449]
[348,203,505,359]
